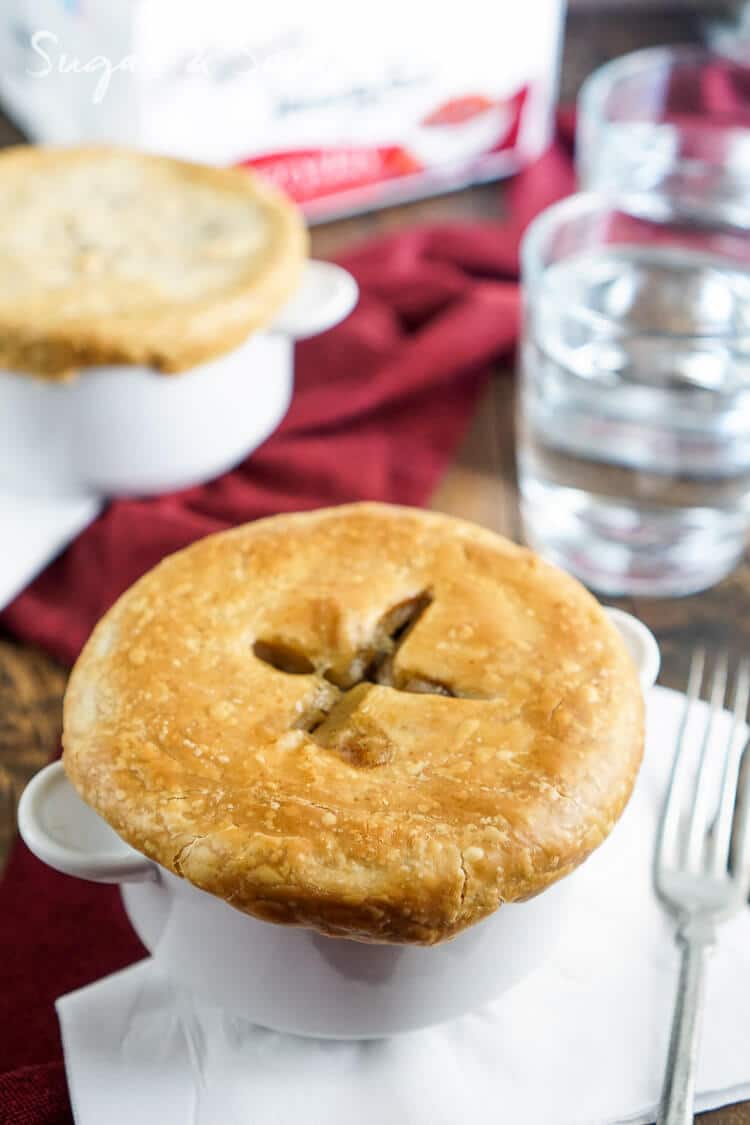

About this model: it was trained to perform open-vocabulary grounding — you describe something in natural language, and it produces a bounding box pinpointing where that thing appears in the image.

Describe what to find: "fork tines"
[657,650,750,879]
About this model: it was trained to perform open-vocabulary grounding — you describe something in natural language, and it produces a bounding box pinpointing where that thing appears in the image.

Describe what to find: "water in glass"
[519,243,750,595]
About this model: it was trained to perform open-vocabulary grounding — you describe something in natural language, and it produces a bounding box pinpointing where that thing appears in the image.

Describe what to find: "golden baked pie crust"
[63,503,644,944]
[0,146,307,379]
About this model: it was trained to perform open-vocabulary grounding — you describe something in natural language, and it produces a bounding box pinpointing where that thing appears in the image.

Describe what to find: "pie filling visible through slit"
[253,591,458,743]
[62,502,645,945]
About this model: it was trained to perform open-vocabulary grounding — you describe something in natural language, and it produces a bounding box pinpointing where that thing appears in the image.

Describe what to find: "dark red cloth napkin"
[0,119,575,1125]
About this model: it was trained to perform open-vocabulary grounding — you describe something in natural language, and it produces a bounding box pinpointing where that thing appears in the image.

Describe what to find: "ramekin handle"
[605,607,661,692]
[271,260,358,339]
[17,760,157,884]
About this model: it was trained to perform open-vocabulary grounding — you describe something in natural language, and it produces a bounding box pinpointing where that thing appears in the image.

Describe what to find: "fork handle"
[657,922,715,1125]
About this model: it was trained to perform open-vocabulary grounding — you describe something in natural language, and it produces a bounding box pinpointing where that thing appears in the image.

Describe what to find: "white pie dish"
[0,260,357,610]
[18,607,658,1040]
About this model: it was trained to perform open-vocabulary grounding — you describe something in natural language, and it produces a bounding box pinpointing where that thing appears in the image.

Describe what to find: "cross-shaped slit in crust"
[252,590,455,704]
[252,591,458,765]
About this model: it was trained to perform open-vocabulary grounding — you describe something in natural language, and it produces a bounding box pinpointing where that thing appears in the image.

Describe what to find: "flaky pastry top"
[0,146,307,378]
[63,503,644,944]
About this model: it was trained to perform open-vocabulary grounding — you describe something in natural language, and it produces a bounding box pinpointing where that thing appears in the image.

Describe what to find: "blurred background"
[3,3,750,1123]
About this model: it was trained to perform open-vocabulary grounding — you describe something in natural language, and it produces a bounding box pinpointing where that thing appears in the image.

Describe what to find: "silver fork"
[654,649,750,1125]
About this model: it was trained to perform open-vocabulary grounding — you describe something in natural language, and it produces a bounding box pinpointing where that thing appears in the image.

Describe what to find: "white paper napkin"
[57,685,750,1125]
[0,490,100,611]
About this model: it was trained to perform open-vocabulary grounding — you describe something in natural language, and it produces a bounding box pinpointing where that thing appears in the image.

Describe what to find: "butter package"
[0,0,565,221]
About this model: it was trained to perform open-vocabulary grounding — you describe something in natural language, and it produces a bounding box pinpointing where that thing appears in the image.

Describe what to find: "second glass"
[518,193,750,597]
[577,45,750,228]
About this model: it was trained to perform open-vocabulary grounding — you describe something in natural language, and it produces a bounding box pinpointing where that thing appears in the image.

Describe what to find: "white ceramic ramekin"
[0,261,357,500]
[0,261,358,610]
[18,608,659,1039]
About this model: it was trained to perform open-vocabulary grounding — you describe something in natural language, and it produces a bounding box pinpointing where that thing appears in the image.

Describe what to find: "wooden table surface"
[1,7,749,1121]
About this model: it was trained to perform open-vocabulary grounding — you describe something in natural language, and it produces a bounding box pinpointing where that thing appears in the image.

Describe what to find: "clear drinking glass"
[577,46,750,227]
[517,193,750,597]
